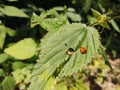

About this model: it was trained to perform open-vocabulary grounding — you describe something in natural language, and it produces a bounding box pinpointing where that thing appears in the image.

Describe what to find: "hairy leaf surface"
[31,9,69,32]
[29,23,101,90]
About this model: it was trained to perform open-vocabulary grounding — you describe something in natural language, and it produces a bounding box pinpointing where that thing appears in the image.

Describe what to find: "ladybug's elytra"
[80,47,87,54]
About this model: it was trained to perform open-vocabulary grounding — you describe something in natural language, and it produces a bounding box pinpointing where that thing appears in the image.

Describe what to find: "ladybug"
[80,47,87,54]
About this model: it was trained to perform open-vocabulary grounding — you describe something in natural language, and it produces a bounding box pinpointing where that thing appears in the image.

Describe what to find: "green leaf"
[28,69,53,90]
[4,38,37,60]
[12,61,27,70]
[53,7,64,11]
[99,46,113,70]
[0,25,6,49]
[12,65,32,84]
[44,77,55,90]
[1,76,15,90]
[69,86,78,90]
[109,19,120,33]
[53,7,81,22]
[0,5,28,18]
[59,26,100,77]
[90,9,109,29]
[91,9,101,18]
[6,28,16,36]
[66,12,81,22]
[31,9,69,31]
[83,0,92,13]
[52,82,67,90]
[29,23,101,90]
[0,69,4,77]
[67,7,76,12]
[0,53,9,63]
[75,80,89,90]
[0,25,16,49]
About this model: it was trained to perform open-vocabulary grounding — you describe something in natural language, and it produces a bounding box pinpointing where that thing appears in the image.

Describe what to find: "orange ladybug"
[80,47,87,54]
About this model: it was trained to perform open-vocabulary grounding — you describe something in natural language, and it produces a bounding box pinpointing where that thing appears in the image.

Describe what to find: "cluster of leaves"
[28,9,109,90]
[0,1,39,89]
[28,6,120,89]
[71,0,120,56]
[0,0,120,90]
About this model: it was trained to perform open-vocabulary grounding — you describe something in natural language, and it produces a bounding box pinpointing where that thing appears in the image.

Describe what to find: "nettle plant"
[3,8,119,90]
[27,8,117,90]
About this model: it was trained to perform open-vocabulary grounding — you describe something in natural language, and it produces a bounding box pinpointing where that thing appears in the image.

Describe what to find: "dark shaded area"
[89,76,102,90]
